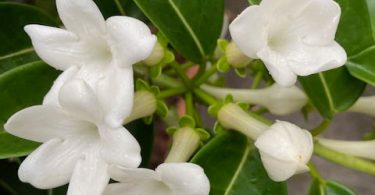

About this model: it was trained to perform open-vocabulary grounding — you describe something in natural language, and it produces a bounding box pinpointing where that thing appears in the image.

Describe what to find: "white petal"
[4,106,93,142]
[24,25,85,70]
[229,6,267,58]
[43,66,79,106]
[18,138,87,189]
[99,125,141,168]
[292,0,341,45]
[284,41,347,76]
[97,66,134,127]
[257,48,297,87]
[106,167,167,195]
[260,0,311,17]
[157,163,210,195]
[257,152,298,182]
[56,0,105,38]
[67,152,110,195]
[59,79,103,123]
[106,16,157,66]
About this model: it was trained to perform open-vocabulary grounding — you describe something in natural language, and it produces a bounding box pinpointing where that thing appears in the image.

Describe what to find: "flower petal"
[97,66,134,127]
[157,163,210,195]
[257,48,297,87]
[67,152,109,195]
[56,0,105,38]
[293,0,341,45]
[99,125,141,168]
[4,106,93,142]
[229,6,267,58]
[106,16,156,66]
[284,41,347,76]
[59,79,103,123]
[24,25,85,70]
[106,166,167,195]
[257,152,298,182]
[43,66,79,106]
[18,138,87,189]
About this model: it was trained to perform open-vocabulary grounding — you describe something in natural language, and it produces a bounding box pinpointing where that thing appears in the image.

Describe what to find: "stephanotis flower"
[24,0,156,127]
[4,79,141,195]
[104,163,210,195]
[229,0,346,86]
[255,121,313,181]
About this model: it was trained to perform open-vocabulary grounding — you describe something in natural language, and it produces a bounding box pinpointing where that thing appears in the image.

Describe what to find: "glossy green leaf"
[0,3,57,73]
[134,0,224,63]
[0,61,60,159]
[300,68,365,119]
[192,131,287,195]
[126,119,154,167]
[248,0,261,5]
[309,179,356,195]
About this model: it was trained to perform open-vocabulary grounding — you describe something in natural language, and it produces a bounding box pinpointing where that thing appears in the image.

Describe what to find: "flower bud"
[225,42,253,68]
[348,96,375,117]
[217,103,268,139]
[202,84,307,115]
[165,127,201,162]
[143,41,165,66]
[318,138,375,161]
[255,121,313,181]
[123,90,157,124]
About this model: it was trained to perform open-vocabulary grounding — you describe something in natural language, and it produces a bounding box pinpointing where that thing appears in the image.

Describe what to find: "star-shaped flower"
[5,79,141,195]
[229,0,346,86]
[25,0,156,127]
[104,163,210,195]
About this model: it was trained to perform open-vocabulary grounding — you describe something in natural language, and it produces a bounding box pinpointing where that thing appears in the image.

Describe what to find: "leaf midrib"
[318,73,337,114]
[223,145,250,195]
[0,47,34,61]
[167,0,205,58]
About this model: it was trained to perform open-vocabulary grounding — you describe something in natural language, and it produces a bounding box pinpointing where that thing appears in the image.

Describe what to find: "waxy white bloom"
[5,80,141,195]
[255,121,313,181]
[104,163,210,195]
[25,0,156,127]
[229,0,346,86]
[202,83,307,115]
[318,138,375,161]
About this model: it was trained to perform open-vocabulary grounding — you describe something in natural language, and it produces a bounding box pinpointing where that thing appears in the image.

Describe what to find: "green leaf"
[0,3,57,73]
[192,131,287,195]
[134,0,224,63]
[126,119,154,167]
[308,179,356,195]
[300,68,365,119]
[149,65,162,79]
[248,0,261,5]
[0,61,60,158]
[178,115,195,128]
[156,100,169,118]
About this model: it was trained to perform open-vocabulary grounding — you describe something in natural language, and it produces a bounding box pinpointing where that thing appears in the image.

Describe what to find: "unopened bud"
[143,42,165,66]
[123,91,157,124]
[225,42,252,68]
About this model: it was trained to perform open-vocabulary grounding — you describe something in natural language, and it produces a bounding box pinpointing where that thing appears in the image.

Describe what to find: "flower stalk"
[217,103,268,139]
[165,127,201,163]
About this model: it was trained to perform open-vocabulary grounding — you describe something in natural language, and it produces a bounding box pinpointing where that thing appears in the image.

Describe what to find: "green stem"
[193,89,218,105]
[152,74,183,88]
[307,162,322,180]
[157,87,186,99]
[170,62,191,88]
[185,92,195,116]
[251,71,263,89]
[114,0,126,15]
[314,142,375,176]
[195,64,217,86]
[311,119,331,136]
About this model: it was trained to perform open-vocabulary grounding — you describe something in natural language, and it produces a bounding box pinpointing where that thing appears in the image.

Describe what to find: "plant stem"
[314,142,375,176]
[251,71,263,89]
[195,64,217,86]
[170,62,191,88]
[114,0,126,15]
[185,92,195,116]
[307,162,322,180]
[157,87,186,99]
[152,74,183,88]
[311,119,331,136]
[193,89,218,105]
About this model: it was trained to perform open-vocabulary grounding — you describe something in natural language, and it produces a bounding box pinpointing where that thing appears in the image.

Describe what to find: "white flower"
[348,95,375,117]
[4,80,141,195]
[202,83,307,115]
[255,121,313,181]
[104,163,210,195]
[229,0,346,86]
[24,0,156,127]
[318,138,375,161]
